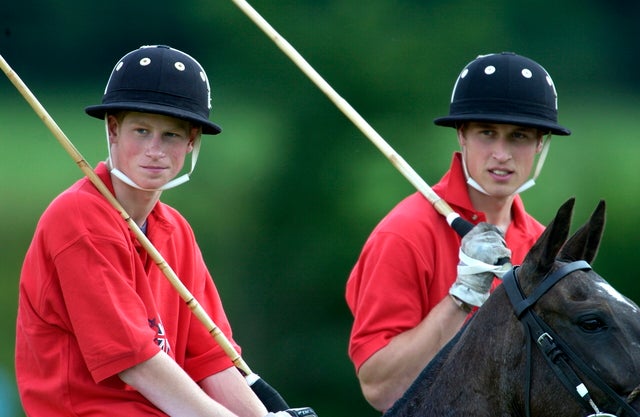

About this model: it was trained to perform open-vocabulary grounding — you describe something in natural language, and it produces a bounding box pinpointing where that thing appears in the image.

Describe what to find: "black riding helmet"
[434,52,570,136]
[85,45,221,135]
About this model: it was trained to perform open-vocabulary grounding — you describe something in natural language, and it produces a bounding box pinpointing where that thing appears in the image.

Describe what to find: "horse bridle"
[502,260,640,417]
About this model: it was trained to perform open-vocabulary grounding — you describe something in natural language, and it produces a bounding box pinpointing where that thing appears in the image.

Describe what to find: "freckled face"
[458,122,543,197]
[108,112,198,190]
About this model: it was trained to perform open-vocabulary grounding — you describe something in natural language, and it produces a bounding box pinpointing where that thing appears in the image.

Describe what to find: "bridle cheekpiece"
[502,260,639,417]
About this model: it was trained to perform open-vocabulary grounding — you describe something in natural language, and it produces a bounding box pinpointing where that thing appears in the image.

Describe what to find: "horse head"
[511,198,640,416]
[384,198,640,417]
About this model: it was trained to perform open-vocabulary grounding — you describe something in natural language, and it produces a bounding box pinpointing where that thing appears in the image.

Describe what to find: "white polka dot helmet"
[85,45,221,135]
[434,52,570,136]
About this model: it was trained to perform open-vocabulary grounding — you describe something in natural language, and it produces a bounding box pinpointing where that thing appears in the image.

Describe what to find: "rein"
[502,261,640,417]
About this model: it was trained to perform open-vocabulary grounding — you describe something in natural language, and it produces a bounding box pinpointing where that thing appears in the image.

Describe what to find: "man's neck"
[469,189,514,233]
[112,175,162,227]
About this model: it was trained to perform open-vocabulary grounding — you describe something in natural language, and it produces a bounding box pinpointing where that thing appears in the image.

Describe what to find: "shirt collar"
[434,152,528,229]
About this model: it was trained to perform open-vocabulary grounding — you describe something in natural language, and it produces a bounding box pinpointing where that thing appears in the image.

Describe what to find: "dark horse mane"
[384,198,640,417]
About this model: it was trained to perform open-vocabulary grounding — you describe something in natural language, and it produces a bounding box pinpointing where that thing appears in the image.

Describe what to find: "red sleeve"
[345,193,463,371]
[347,231,433,370]
[56,234,161,382]
[42,188,160,383]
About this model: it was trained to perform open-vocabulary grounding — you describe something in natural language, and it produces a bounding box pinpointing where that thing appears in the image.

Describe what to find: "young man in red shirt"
[16,45,309,417]
[345,52,571,411]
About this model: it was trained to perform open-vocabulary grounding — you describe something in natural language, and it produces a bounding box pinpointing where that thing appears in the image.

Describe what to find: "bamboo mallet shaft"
[229,0,468,233]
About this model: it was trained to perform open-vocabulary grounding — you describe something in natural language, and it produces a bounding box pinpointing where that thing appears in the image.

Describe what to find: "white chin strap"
[462,134,551,196]
[104,118,201,192]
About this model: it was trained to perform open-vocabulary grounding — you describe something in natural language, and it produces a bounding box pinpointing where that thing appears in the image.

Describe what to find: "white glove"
[265,408,317,417]
[449,222,511,307]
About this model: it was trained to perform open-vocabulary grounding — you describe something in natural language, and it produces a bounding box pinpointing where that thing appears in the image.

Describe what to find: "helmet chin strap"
[104,117,201,192]
[462,134,552,197]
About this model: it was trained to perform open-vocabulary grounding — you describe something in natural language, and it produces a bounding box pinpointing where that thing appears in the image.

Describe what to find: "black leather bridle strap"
[503,261,640,417]
[506,261,591,318]
[547,320,640,416]
[504,262,593,416]
[523,309,598,412]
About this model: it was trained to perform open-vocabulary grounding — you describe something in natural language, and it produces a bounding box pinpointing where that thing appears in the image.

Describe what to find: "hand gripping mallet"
[0,54,290,413]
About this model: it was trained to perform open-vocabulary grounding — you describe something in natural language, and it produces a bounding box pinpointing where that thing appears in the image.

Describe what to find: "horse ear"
[519,198,575,282]
[558,200,606,263]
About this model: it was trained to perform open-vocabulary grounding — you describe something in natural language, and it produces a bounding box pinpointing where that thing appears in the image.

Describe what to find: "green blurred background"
[1,1,639,416]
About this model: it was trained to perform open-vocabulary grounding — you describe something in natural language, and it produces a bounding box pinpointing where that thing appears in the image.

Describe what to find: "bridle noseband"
[502,261,640,417]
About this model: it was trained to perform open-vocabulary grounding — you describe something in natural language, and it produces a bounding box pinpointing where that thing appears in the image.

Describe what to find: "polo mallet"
[229,0,475,238]
[0,54,289,413]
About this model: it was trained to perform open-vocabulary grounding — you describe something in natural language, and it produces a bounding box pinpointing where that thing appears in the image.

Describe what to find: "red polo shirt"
[346,152,545,371]
[16,162,239,416]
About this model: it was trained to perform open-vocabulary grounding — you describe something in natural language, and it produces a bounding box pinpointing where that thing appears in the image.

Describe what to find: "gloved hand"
[265,407,318,417]
[449,222,511,308]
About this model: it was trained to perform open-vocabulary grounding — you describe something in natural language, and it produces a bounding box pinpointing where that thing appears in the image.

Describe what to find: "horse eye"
[578,316,608,333]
